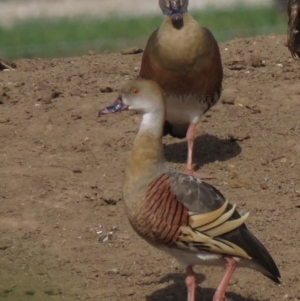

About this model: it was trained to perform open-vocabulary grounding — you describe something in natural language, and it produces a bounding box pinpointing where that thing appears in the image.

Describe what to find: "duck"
[287,0,300,59]
[139,0,223,179]
[98,79,280,301]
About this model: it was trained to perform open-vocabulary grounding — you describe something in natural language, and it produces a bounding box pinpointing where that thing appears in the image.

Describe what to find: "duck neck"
[125,110,167,180]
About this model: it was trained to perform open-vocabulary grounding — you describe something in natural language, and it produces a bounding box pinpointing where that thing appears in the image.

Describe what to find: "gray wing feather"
[167,171,227,213]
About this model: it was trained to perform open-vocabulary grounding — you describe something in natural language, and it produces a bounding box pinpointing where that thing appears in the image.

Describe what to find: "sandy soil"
[0,35,300,301]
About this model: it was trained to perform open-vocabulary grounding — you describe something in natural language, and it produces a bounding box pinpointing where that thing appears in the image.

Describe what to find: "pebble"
[228,133,250,142]
[100,86,113,93]
[99,231,113,243]
[121,47,143,55]
[106,268,119,275]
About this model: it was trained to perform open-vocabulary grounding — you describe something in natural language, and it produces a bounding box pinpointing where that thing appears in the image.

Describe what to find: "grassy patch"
[0,6,287,59]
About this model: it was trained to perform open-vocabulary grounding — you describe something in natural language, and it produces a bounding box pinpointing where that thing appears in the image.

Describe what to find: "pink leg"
[185,266,197,301]
[185,124,195,173]
[184,124,214,179]
[136,116,142,132]
[213,257,236,301]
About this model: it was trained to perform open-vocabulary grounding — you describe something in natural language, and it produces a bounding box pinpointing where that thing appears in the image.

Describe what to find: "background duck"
[139,0,223,179]
[287,0,300,59]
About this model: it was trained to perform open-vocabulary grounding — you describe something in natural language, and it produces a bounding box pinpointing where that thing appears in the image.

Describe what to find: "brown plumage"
[287,0,300,59]
[133,173,189,246]
[139,0,223,178]
[98,79,280,301]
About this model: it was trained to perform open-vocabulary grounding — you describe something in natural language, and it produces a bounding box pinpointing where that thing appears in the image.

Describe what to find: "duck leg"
[185,266,197,301]
[213,257,236,301]
[136,116,142,132]
[184,124,214,179]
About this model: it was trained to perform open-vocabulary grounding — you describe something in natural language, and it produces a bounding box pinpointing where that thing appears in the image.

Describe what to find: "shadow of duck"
[146,272,263,301]
[164,134,242,171]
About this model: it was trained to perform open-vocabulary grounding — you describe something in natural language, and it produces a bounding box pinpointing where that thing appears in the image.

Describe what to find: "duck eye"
[131,88,139,95]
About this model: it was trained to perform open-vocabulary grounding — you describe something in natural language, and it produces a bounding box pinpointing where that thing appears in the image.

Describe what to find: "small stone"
[121,47,143,55]
[100,87,113,93]
[102,197,118,205]
[221,98,235,105]
[71,114,82,120]
[99,232,113,243]
[225,60,246,70]
[235,96,251,107]
[228,133,250,142]
[248,54,266,68]
[106,268,119,275]
[260,183,268,190]
[121,235,130,241]
[110,226,118,232]
[273,235,282,241]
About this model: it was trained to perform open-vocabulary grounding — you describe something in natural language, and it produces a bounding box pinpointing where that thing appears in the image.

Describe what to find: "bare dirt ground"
[0,35,300,301]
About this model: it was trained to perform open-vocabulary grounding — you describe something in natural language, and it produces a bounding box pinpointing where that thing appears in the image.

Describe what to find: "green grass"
[0,6,288,59]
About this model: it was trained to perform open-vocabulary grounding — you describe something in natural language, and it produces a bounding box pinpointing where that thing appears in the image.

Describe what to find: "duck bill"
[171,12,183,23]
[170,1,183,23]
[98,97,128,116]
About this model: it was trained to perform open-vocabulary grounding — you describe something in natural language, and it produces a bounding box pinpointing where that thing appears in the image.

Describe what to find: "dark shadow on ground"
[164,134,241,171]
[146,272,264,301]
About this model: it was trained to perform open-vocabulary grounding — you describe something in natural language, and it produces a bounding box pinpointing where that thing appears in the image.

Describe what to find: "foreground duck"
[98,79,280,301]
[139,0,223,178]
